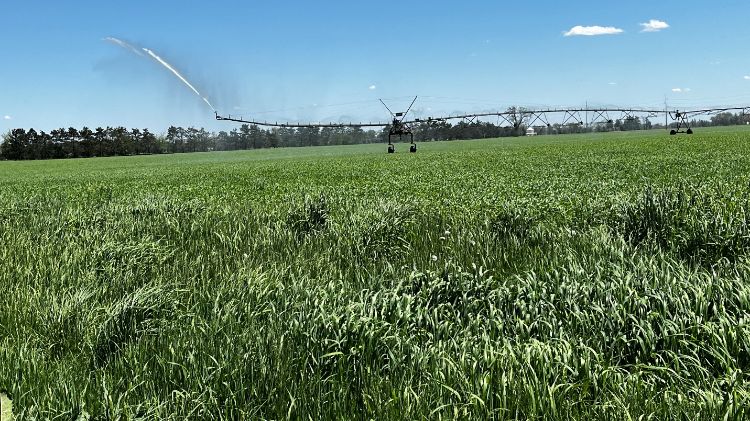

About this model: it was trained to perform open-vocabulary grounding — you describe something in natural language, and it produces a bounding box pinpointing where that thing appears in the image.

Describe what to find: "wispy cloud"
[744,76,750,80]
[608,82,618,86]
[368,85,377,90]
[640,19,670,33]
[564,25,624,37]
[3,115,11,120]
[672,88,691,93]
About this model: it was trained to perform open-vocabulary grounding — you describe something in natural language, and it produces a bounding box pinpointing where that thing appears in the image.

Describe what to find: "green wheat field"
[1,128,750,419]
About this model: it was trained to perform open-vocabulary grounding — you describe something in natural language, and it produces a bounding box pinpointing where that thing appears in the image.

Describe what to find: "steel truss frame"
[215,105,750,150]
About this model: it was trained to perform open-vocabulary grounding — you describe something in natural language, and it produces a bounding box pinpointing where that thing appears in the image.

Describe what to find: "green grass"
[1,128,750,419]
[1,393,11,421]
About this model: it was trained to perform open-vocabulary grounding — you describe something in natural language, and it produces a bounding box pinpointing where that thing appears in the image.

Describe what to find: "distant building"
[526,128,536,136]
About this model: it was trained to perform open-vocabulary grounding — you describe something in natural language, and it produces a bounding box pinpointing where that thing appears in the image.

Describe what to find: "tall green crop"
[1,127,749,419]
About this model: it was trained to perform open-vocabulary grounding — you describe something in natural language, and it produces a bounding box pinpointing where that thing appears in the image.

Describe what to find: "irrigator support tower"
[215,102,750,152]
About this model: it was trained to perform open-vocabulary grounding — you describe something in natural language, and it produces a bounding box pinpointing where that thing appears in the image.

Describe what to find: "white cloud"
[564,25,624,37]
[672,88,682,93]
[672,88,691,93]
[368,85,376,90]
[608,82,618,86]
[744,76,750,80]
[640,19,670,32]
[2,115,11,120]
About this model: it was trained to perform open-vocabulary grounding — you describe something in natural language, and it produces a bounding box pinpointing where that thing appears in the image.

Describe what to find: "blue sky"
[1,0,750,132]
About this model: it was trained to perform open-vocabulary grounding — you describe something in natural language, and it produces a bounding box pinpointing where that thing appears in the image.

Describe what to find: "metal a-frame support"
[669,110,694,135]
[381,96,418,153]
[588,110,611,126]
[562,110,584,126]
[526,111,551,128]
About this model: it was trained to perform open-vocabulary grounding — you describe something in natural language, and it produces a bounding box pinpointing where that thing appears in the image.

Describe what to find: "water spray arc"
[103,37,143,56]
[141,48,215,112]
[104,37,215,112]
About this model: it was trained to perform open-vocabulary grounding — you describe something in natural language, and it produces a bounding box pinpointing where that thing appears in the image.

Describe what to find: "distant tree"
[621,117,641,131]
[239,124,252,149]
[379,126,391,143]
[0,129,26,160]
[249,125,263,149]
[228,129,240,150]
[65,127,81,157]
[185,127,199,152]
[79,127,94,157]
[26,129,45,160]
[278,128,297,147]
[94,127,107,156]
[166,126,184,153]
[266,131,280,148]
[711,112,741,127]
[110,127,130,155]
[198,128,212,151]
[130,128,144,154]
[142,129,158,154]
[346,127,364,145]
[505,107,530,136]
[320,127,334,146]
[215,131,229,151]
[299,127,320,147]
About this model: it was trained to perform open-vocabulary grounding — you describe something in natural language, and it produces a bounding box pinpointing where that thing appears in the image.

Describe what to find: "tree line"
[682,112,750,128]
[0,125,387,160]
[2,111,748,161]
